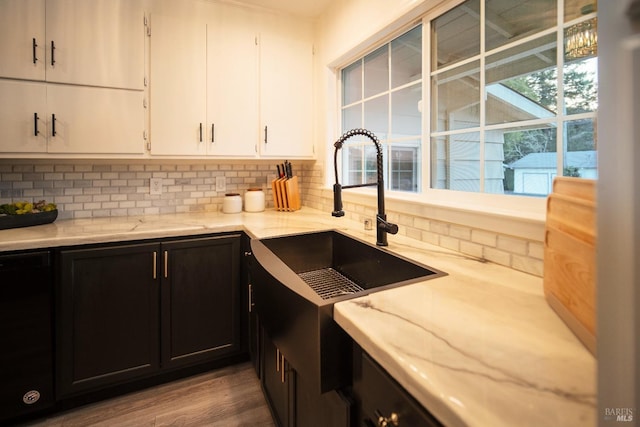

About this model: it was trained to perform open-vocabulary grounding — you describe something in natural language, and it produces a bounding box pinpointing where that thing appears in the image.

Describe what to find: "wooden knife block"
[544,177,596,355]
[271,176,301,211]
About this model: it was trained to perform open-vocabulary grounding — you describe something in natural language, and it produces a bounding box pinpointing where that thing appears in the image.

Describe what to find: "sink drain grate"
[298,268,365,300]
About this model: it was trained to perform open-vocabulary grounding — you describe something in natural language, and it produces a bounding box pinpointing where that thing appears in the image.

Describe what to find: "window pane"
[432,0,480,70]
[486,0,557,52]
[431,132,481,192]
[364,95,389,140]
[564,118,597,178]
[344,145,363,184]
[364,46,389,98]
[391,25,422,88]
[342,104,362,134]
[564,57,597,114]
[503,124,557,195]
[342,61,362,105]
[342,144,378,186]
[391,83,421,139]
[484,129,506,194]
[486,34,557,126]
[432,60,480,132]
[565,0,597,21]
[390,141,421,192]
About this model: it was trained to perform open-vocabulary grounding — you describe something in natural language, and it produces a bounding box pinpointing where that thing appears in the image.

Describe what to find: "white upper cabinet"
[149,14,208,156]
[207,5,259,157]
[45,85,144,154]
[0,0,46,81]
[258,16,314,158]
[149,4,259,157]
[149,2,313,159]
[0,0,145,156]
[0,0,144,90]
[45,0,144,89]
[0,80,144,155]
[0,80,47,153]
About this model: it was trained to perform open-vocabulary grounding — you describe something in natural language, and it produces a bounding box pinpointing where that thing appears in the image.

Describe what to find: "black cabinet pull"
[33,113,39,136]
[50,40,55,66]
[211,123,215,143]
[264,125,268,144]
[199,123,203,142]
[51,114,56,137]
[32,38,38,64]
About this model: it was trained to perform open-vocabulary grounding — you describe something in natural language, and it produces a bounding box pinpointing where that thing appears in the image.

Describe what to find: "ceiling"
[233,0,333,18]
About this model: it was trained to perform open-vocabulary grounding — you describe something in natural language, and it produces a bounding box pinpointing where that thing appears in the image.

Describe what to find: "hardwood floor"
[20,363,275,427]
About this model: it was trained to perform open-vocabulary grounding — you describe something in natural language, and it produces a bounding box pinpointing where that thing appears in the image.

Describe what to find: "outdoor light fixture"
[565,4,597,60]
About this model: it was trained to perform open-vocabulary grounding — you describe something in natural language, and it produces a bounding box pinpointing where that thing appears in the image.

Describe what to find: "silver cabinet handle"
[164,251,168,278]
[153,252,157,279]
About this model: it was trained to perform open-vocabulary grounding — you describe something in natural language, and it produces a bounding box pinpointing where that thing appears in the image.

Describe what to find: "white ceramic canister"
[222,193,242,214]
[244,188,265,212]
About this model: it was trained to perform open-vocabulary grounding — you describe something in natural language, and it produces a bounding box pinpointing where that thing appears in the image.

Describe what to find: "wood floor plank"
[20,363,275,427]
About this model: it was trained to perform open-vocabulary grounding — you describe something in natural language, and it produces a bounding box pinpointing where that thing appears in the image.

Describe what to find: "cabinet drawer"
[354,348,442,427]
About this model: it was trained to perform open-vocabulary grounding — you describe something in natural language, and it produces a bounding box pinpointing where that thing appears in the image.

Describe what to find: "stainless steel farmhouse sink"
[250,230,445,393]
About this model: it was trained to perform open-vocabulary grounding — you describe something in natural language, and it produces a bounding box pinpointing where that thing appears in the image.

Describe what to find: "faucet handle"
[377,215,398,235]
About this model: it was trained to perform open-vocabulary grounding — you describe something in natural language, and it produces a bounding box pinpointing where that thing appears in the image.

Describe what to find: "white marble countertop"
[0,207,596,427]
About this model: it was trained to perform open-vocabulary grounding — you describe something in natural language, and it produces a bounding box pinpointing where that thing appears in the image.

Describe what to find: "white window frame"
[328,0,597,240]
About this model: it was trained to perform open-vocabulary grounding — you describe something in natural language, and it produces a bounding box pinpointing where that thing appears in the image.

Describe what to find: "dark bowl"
[0,210,58,230]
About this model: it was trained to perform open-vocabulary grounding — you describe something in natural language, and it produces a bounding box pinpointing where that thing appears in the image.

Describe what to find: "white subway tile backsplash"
[471,229,498,247]
[2,160,545,278]
[497,235,528,255]
[484,246,512,266]
[0,161,289,221]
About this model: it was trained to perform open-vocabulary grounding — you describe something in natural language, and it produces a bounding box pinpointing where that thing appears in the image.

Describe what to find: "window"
[338,0,598,198]
[431,0,598,196]
[340,25,423,193]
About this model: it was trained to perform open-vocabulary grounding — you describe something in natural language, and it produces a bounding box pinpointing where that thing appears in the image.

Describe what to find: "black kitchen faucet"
[332,128,399,246]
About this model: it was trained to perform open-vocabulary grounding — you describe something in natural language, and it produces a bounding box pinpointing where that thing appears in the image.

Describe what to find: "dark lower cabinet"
[260,329,353,427]
[261,330,295,427]
[295,369,353,427]
[243,235,261,378]
[353,345,443,427]
[57,242,161,397]
[57,233,243,398]
[161,235,241,369]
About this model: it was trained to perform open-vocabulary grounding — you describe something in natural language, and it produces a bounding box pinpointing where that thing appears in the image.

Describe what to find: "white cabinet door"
[0,0,46,81]
[149,14,207,156]
[0,80,47,153]
[45,0,144,89]
[46,85,144,154]
[259,18,314,158]
[207,6,259,157]
[0,81,144,155]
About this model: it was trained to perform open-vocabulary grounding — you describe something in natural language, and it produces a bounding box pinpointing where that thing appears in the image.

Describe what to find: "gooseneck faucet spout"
[332,128,398,246]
